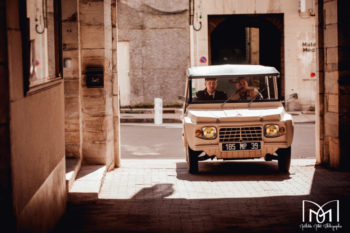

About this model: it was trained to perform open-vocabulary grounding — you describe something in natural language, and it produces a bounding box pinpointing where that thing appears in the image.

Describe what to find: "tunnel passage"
[209,14,285,98]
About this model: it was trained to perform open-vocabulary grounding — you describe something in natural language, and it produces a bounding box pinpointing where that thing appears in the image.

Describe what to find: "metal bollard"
[154,98,163,125]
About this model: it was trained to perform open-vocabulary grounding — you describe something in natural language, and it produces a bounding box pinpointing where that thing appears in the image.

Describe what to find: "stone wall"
[316,0,350,170]
[62,0,82,159]
[80,0,115,167]
[62,0,118,167]
[117,0,189,107]
[322,0,340,167]
[112,1,121,167]
[315,0,325,166]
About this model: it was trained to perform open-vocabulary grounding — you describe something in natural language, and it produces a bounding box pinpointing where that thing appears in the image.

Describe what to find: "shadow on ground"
[176,160,292,182]
[53,165,350,233]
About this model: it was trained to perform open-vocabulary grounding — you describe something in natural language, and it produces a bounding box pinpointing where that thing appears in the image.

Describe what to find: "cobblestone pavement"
[55,159,350,233]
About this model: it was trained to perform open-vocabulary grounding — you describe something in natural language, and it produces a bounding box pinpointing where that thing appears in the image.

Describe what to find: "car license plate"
[222,142,261,151]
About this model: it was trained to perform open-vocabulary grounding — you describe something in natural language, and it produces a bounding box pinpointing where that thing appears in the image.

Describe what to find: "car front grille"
[219,127,263,142]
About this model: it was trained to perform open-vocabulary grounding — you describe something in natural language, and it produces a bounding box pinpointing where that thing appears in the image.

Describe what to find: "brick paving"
[54,159,350,233]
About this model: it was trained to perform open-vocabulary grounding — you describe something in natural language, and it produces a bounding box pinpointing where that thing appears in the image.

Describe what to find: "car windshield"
[188,75,279,104]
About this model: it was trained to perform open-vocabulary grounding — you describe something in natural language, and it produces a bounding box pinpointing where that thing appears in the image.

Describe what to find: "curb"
[120,108,183,114]
[294,121,315,124]
[121,118,182,124]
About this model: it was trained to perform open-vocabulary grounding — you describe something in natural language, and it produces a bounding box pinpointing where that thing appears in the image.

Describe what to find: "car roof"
[187,64,280,77]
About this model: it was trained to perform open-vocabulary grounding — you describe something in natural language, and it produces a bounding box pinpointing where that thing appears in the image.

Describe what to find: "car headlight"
[195,127,217,139]
[265,124,279,137]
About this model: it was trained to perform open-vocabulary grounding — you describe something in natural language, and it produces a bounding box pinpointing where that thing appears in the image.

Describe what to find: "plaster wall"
[117,0,190,106]
[6,0,66,231]
[0,0,15,230]
[191,0,317,111]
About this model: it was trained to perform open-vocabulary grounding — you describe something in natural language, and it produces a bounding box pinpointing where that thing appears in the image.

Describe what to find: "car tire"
[187,146,201,174]
[277,147,291,173]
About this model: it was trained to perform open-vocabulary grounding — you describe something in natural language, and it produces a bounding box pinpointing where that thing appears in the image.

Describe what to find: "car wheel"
[277,147,291,173]
[187,146,201,174]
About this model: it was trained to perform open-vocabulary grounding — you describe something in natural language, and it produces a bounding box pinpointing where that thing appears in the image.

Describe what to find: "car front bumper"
[190,142,290,159]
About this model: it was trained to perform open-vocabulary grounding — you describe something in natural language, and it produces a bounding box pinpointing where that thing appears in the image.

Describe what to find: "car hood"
[186,106,287,123]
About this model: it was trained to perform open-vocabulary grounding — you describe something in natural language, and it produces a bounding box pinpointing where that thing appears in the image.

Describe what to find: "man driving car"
[196,78,227,100]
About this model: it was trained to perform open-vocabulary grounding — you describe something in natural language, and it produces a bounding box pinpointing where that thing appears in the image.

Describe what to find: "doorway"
[209,14,284,98]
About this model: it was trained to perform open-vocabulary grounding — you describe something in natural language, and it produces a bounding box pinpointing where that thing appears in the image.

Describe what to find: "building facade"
[190,0,317,111]
[1,0,349,232]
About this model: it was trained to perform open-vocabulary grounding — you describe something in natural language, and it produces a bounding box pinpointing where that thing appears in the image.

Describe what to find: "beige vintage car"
[183,65,293,174]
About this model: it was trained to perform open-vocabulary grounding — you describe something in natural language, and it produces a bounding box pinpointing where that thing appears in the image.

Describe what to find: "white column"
[154,98,163,125]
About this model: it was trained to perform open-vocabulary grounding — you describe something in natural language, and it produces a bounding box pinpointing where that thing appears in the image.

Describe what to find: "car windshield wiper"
[220,97,233,109]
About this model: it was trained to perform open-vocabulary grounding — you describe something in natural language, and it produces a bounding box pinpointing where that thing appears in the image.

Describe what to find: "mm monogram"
[302,200,340,224]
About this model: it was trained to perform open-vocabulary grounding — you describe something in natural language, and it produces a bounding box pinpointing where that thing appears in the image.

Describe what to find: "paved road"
[120,123,185,159]
[120,123,315,159]
[55,122,350,233]
[56,158,350,233]
[291,123,316,158]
